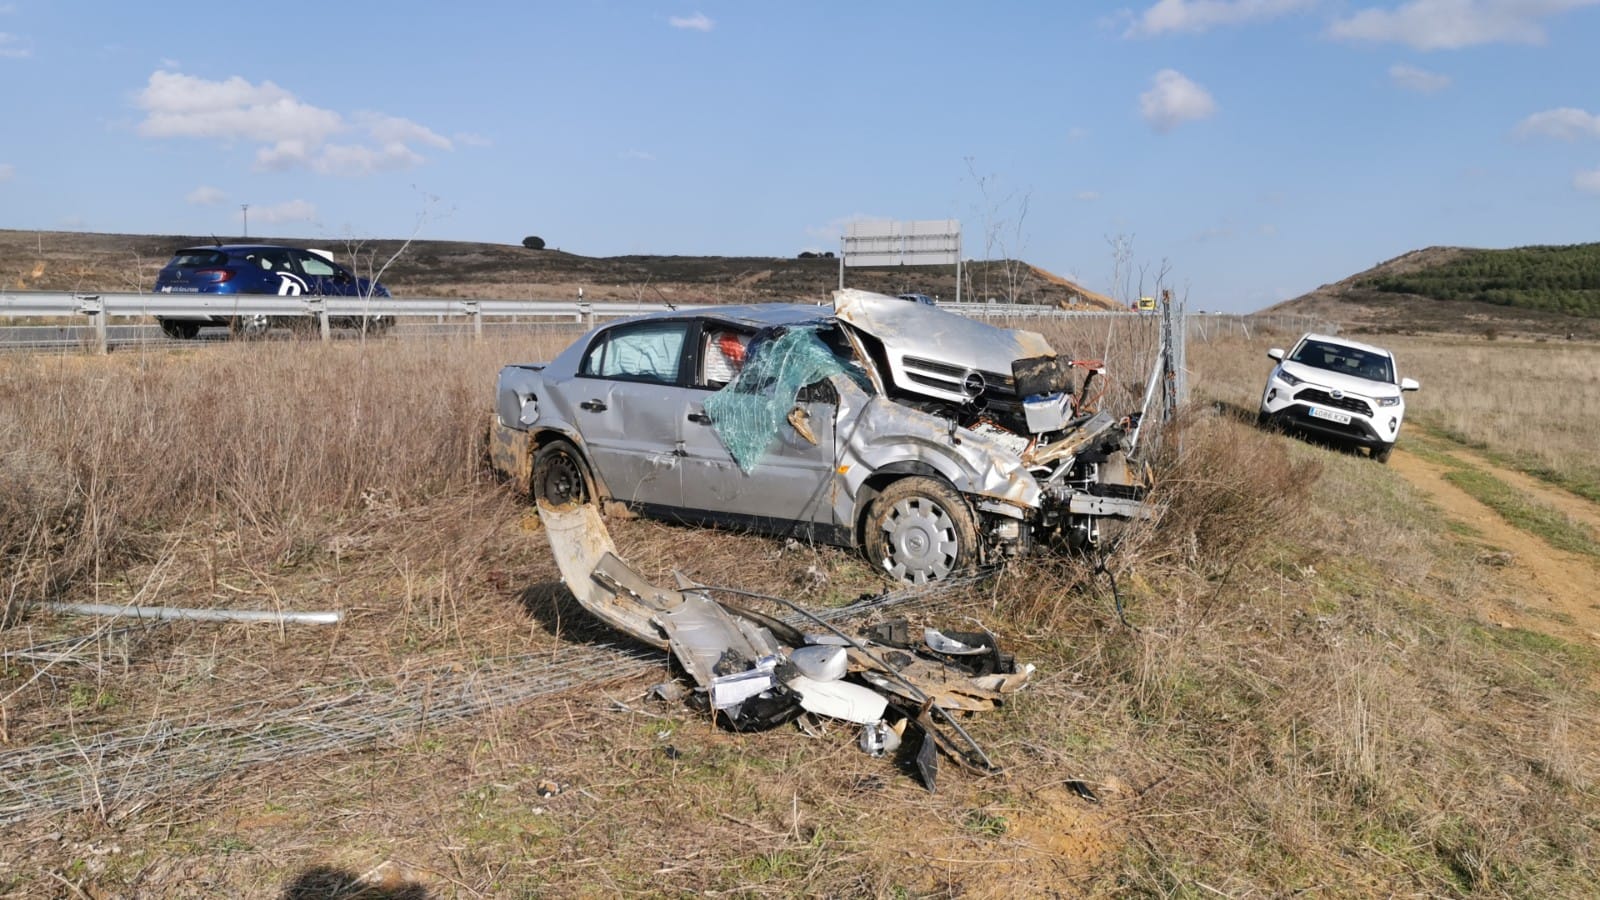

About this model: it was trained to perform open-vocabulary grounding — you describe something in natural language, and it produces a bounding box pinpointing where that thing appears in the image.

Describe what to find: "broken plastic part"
[787,675,888,724]
[923,627,988,656]
[858,720,903,758]
[789,645,848,682]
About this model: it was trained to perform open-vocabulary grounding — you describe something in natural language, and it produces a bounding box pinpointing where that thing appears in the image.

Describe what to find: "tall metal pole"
[241,204,249,239]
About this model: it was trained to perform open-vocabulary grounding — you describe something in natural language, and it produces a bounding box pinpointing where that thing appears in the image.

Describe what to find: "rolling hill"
[1264,243,1600,339]
[0,229,1123,311]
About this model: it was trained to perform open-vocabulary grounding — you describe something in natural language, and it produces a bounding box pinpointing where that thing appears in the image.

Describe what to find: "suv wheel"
[532,441,593,507]
[1372,443,1394,464]
[863,477,978,585]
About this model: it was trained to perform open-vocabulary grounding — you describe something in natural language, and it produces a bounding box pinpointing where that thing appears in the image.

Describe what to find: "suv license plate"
[1308,407,1352,425]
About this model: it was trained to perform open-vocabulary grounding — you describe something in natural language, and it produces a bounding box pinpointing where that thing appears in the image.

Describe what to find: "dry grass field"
[3,322,1600,897]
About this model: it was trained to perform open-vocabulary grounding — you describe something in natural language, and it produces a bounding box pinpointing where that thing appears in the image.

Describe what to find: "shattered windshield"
[702,323,865,472]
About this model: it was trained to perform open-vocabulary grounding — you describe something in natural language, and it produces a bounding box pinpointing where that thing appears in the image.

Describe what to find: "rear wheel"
[863,476,978,585]
[159,319,200,340]
[532,441,593,507]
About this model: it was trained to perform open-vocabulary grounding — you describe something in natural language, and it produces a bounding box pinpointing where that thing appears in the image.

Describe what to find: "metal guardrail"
[0,290,1129,353]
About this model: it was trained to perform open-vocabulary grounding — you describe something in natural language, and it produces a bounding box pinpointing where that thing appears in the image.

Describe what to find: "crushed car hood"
[833,289,1055,405]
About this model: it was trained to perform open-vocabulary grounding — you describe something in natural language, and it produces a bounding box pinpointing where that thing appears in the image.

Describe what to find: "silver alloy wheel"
[233,314,272,339]
[879,496,959,584]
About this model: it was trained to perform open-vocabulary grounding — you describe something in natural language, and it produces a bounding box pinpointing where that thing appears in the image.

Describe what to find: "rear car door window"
[580,321,691,385]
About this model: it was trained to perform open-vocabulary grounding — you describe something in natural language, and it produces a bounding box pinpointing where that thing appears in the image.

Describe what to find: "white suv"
[1258,333,1419,463]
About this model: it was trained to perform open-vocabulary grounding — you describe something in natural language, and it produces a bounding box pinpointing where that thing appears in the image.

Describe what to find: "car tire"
[1372,443,1394,464]
[863,476,978,585]
[159,320,200,340]
[229,314,272,340]
[1256,410,1271,429]
[532,440,594,507]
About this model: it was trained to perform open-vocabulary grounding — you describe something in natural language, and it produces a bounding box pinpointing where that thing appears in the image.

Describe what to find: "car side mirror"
[1267,348,1284,361]
[1400,378,1419,392]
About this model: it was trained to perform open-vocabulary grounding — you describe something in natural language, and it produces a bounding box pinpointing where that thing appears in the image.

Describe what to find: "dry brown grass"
[3,326,1600,896]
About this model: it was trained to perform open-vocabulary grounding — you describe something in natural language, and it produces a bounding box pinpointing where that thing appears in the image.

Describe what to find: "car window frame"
[577,318,695,387]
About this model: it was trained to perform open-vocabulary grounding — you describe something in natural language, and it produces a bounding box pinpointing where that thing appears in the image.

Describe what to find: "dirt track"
[1389,444,1600,644]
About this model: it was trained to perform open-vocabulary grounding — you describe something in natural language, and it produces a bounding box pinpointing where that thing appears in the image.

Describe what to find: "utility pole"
[241,204,250,239]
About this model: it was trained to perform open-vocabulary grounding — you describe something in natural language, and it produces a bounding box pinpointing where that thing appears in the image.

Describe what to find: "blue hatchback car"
[153,244,393,339]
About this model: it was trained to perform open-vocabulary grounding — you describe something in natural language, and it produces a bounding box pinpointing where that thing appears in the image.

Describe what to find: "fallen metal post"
[39,602,342,625]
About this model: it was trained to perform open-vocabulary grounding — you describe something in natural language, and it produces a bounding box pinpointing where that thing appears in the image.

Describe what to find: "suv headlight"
[1275,368,1303,387]
[1376,396,1401,407]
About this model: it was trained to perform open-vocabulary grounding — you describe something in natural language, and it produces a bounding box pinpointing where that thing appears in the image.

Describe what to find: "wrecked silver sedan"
[490,289,1148,583]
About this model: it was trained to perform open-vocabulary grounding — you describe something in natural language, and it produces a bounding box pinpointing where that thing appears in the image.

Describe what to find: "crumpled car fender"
[835,386,1042,514]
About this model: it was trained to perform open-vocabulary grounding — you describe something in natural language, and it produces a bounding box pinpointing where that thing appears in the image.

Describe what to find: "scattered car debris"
[38,602,342,625]
[538,499,1032,790]
[491,288,1152,585]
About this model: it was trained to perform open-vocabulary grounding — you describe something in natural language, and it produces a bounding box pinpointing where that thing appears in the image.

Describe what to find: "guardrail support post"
[464,301,482,341]
[309,298,330,342]
[78,296,108,355]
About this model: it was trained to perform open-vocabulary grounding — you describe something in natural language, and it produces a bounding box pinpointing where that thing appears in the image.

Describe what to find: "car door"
[571,318,693,510]
[676,321,840,532]
[287,249,353,296]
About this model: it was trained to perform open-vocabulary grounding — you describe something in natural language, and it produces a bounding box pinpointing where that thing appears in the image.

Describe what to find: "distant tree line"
[1362,243,1600,318]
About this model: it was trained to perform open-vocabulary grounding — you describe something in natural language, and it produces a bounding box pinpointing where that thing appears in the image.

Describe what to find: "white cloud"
[1139,69,1218,132]
[1575,167,1600,193]
[1330,0,1600,50]
[669,12,714,31]
[0,162,13,181]
[1389,62,1451,92]
[619,149,656,161]
[1076,190,1101,201]
[135,71,452,176]
[159,57,181,69]
[186,185,226,205]
[1516,107,1600,140]
[1127,0,1315,36]
[356,111,451,150]
[453,131,492,148]
[1066,126,1090,143]
[250,199,318,225]
[136,71,342,143]
[0,31,29,58]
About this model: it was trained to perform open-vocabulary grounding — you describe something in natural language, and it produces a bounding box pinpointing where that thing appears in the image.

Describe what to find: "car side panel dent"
[838,393,1041,513]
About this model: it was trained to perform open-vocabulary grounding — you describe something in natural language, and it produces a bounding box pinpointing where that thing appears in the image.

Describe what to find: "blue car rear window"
[169,250,229,268]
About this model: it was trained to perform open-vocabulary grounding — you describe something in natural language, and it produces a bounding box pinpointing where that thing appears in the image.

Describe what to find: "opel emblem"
[962,372,986,397]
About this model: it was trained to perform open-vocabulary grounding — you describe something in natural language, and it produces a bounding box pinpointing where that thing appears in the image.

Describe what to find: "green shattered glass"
[703,325,854,473]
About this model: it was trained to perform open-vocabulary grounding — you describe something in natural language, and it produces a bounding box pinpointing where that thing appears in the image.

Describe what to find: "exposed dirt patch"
[1388,446,1600,643]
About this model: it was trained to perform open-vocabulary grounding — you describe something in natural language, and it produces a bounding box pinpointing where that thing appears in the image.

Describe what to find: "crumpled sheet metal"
[535,499,1032,787]
[539,500,670,650]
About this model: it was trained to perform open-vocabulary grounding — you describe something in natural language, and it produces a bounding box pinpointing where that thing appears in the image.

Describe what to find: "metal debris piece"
[537,499,1030,787]
[39,602,341,625]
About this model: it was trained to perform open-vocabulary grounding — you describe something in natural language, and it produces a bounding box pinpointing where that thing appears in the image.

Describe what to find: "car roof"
[1298,332,1392,358]
[617,303,831,329]
[172,244,304,254]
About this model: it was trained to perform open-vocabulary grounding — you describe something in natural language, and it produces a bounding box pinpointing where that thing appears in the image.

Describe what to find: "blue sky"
[2,1,1598,312]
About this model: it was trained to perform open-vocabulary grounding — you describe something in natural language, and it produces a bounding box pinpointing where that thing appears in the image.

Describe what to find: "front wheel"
[1372,443,1394,464]
[532,441,593,507]
[863,477,979,585]
[229,314,273,339]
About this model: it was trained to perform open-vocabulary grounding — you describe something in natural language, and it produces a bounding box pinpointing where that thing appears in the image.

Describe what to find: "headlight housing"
[1376,396,1401,407]
[1275,368,1303,387]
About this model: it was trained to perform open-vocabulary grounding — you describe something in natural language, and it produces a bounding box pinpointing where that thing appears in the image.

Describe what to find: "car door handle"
[580,400,607,412]
[686,411,711,425]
